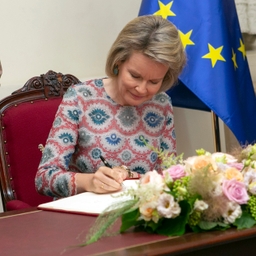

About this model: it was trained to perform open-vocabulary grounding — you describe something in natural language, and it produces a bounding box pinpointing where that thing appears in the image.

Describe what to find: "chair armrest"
[6,200,32,211]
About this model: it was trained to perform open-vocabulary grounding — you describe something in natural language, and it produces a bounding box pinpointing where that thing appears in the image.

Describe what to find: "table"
[1,208,256,256]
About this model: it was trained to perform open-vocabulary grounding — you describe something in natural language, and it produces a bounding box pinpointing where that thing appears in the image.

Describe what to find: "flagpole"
[211,111,221,152]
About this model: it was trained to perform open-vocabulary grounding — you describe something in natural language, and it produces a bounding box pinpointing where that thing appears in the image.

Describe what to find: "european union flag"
[139,0,256,145]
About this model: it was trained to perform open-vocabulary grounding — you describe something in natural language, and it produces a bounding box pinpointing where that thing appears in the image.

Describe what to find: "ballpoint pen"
[100,155,112,168]
[100,155,126,189]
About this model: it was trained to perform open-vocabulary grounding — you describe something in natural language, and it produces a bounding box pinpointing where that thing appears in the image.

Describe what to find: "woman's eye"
[150,81,159,85]
[131,74,139,78]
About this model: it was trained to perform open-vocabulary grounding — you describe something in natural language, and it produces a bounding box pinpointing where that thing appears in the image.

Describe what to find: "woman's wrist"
[75,173,94,193]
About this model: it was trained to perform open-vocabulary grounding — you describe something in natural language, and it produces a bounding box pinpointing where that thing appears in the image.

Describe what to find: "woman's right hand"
[75,166,127,194]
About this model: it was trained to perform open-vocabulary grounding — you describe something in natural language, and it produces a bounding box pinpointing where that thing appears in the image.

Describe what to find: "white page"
[38,180,139,215]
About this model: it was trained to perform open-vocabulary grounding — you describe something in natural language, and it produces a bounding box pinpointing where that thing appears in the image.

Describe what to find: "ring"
[119,165,133,178]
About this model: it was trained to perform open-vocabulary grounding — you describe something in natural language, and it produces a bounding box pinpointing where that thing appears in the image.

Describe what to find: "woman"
[35,15,186,198]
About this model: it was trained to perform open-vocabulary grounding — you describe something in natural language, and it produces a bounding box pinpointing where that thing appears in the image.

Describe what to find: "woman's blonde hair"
[105,15,186,92]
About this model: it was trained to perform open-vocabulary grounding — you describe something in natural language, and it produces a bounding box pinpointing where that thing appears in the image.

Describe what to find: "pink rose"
[227,162,244,171]
[222,179,249,204]
[164,164,186,181]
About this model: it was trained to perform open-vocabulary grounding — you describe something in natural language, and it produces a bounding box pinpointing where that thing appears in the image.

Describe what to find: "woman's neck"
[103,78,123,105]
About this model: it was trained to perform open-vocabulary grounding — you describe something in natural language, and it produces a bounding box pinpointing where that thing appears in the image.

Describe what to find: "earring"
[113,66,119,76]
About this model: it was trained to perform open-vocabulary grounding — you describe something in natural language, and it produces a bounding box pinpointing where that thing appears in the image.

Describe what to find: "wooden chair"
[0,70,81,211]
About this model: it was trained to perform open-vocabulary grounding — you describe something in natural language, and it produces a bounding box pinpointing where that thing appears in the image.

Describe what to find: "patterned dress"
[35,79,176,198]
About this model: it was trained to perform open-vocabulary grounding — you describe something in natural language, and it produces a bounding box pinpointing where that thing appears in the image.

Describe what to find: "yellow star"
[202,44,226,68]
[231,48,238,70]
[154,0,176,19]
[178,30,195,49]
[238,38,246,60]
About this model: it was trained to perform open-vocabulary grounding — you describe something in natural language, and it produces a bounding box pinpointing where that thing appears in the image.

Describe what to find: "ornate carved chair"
[0,70,81,211]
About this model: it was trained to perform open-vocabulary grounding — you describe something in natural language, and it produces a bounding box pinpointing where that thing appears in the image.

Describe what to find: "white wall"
[174,107,216,157]
[0,0,142,95]
[248,50,256,91]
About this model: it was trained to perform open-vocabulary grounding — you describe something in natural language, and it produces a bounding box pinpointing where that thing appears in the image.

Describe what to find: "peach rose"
[139,200,159,223]
[225,167,243,181]
[185,155,217,174]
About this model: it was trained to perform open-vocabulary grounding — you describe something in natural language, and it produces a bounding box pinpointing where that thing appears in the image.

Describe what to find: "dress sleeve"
[35,86,81,198]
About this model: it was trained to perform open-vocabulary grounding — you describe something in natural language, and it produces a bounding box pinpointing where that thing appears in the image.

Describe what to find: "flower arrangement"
[83,144,256,246]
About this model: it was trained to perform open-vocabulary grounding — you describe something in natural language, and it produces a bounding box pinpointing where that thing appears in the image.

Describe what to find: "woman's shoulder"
[150,92,173,107]
[72,78,104,89]
[70,78,106,96]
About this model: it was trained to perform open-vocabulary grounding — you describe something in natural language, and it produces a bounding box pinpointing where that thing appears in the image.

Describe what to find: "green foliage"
[196,148,206,155]
[82,199,137,246]
[247,195,256,220]
[198,221,218,230]
[120,200,191,237]
[214,155,227,163]
[144,219,160,232]
[233,211,256,229]
[142,138,183,169]
[194,221,229,232]
[172,176,191,200]
[188,211,201,227]
[120,208,140,233]
[155,200,191,236]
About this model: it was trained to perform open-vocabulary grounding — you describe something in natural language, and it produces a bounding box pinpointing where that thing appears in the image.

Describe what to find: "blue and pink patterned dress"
[35,79,176,198]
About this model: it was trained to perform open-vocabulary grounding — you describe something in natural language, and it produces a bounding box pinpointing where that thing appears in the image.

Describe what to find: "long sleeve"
[35,86,81,198]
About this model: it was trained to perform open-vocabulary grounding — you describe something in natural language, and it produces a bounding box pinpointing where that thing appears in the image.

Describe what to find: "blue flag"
[139,0,256,145]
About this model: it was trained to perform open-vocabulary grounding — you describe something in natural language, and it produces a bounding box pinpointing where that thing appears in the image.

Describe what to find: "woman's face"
[115,51,168,106]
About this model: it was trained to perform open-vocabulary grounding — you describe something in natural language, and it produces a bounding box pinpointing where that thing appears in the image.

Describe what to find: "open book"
[38,179,139,216]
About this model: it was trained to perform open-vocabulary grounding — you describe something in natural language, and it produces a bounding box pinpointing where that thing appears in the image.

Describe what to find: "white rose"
[194,199,208,211]
[157,193,181,218]
[222,201,242,224]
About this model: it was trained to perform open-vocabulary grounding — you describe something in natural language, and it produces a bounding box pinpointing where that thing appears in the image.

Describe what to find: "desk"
[1,208,256,256]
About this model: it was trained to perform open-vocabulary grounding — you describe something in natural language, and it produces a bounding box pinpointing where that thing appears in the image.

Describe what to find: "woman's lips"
[130,92,145,100]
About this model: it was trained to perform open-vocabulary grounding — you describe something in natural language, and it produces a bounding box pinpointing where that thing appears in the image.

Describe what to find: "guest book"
[38,179,138,216]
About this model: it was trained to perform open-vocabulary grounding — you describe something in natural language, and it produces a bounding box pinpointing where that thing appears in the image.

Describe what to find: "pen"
[100,155,126,189]
[100,155,112,168]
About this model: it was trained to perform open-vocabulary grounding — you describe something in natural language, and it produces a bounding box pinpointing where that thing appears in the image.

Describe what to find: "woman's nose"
[135,81,147,93]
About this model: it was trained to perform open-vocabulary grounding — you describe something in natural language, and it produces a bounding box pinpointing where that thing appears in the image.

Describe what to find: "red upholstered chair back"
[0,70,80,211]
